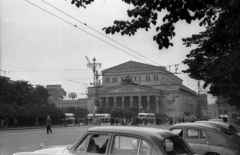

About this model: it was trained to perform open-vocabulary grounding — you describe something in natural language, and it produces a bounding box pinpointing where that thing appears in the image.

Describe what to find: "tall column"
[114,97,117,107]
[156,96,160,113]
[147,96,150,111]
[99,97,102,107]
[139,95,142,113]
[122,96,125,109]
[130,96,133,107]
[106,97,109,107]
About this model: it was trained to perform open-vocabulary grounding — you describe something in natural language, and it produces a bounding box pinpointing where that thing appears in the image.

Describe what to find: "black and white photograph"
[1,0,240,155]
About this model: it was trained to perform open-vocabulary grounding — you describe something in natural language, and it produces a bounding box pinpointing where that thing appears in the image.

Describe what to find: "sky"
[0,0,216,103]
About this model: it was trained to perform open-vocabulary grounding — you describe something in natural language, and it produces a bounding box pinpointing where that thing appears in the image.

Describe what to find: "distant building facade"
[68,92,77,99]
[87,61,197,118]
[208,103,218,119]
[46,85,67,104]
[54,98,88,109]
[0,76,15,84]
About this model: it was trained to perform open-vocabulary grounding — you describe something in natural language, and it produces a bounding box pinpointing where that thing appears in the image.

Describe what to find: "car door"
[71,133,112,155]
[185,128,209,155]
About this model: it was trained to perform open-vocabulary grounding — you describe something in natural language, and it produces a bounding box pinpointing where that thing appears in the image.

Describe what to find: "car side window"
[76,134,109,154]
[187,128,207,139]
[111,135,150,155]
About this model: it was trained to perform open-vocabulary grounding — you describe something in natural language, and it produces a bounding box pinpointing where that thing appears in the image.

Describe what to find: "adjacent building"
[46,85,88,110]
[87,61,197,118]
[54,98,88,109]
[197,94,208,119]
[46,85,67,104]
[207,103,218,119]
[216,97,240,119]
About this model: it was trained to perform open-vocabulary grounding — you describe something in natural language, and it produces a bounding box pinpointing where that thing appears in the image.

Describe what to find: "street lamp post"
[86,56,101,124]
[139,89,141,113]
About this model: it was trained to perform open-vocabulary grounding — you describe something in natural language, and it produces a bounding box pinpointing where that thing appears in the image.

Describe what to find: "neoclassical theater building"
[87,61,197,118]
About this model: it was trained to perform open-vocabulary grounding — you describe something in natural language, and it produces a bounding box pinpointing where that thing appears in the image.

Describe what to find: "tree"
[12,80,34,106]
[31,85,50,105]
[0,77,14,105]
[110,107,124,118]
[70,0,240,109]
[63,107,89,118]
[96,107,105,114]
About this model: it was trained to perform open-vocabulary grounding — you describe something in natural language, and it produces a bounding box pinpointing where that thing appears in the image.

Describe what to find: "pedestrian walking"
[46,116,52,134]
[35,117,39,125]
[1,118,4,128]
[4,118,8,129]
[14,118,18,128]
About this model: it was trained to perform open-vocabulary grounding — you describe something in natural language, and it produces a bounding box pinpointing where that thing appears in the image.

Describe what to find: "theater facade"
[87,61,197,118]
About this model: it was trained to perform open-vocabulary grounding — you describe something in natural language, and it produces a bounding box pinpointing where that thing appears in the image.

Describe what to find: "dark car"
[14,126,196,155]
[169,122,240,155]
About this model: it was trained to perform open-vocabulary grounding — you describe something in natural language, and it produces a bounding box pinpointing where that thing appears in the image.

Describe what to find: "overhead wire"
[2,58,85,84]
[25,0,152,65]
[42,0,161,66]
[8,0,192,90]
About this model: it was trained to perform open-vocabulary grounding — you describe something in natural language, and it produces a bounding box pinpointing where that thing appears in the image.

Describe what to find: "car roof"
[170,122,226,131]
[197,121,231,128]
[87,126,174,139]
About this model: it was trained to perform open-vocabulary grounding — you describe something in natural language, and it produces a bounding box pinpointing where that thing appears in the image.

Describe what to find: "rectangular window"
[76,134,110,154]
[187,129,207,139]
[146,75,150,81]
[111,135,150,155]
[112,77,117,83]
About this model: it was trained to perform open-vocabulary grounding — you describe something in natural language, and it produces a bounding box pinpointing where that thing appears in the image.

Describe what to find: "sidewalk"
[0,123,171,131]
[0,124,76,131]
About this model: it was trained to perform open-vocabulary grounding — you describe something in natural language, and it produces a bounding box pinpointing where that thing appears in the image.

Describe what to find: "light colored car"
[13,126,196,155]
[209,119,240,132]
[196,120,240,136]
[169,122,240,155]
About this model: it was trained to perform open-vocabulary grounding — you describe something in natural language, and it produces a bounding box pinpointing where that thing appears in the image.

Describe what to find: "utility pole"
[197,80,201,119]
[86,56,101,123]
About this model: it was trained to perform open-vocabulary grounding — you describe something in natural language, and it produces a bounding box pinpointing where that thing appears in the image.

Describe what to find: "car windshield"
[162,136,194,155]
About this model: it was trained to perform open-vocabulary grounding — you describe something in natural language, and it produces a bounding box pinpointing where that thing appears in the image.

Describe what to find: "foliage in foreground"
[70,0,240,109]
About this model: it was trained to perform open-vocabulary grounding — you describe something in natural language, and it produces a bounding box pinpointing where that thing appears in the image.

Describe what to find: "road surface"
[0,124,170,155]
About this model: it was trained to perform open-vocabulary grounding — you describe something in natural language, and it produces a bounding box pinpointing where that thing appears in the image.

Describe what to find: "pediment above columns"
[102,61,165,73]
[98,84,161,96]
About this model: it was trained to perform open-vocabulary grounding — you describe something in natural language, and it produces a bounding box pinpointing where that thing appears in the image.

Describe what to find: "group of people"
[1,117,18,129]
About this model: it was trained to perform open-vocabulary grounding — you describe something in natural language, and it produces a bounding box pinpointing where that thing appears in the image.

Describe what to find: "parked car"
[209,119,240,132]
[196,120,240,136]
[13,126,196,155]
[169,122,240,155]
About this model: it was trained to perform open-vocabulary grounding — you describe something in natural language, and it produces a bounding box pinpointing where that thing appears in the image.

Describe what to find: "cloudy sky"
[1,0,216,103]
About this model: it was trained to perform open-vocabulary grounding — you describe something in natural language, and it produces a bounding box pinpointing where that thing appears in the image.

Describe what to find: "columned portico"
[98,93,161,113]
[124,96,132,109]
[116,97,122,108]
[88,60,197,117]
[122,97,125,108]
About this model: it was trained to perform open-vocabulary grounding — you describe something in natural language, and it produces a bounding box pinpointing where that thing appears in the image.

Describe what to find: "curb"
[0,124,85,131]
